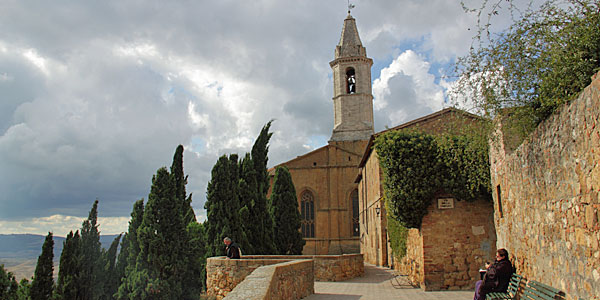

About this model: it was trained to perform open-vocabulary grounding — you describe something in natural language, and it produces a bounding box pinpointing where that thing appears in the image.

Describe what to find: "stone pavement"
[303,264,474,300]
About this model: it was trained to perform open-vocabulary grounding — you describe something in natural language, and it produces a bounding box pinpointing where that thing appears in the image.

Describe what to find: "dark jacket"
[226,243,241,259]
[479,258,514,294]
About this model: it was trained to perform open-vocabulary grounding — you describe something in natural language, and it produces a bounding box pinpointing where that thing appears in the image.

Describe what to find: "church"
[271,13,496,283]
[270,12,372,255]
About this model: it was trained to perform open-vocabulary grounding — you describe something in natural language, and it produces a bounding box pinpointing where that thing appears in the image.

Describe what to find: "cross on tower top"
[347,0,355,14]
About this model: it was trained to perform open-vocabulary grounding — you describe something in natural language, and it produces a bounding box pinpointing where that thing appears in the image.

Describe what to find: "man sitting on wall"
[223,237,241,259]
[473,248,514,300]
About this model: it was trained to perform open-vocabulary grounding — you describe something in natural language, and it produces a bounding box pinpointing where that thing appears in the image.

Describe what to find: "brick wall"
[489,72,600,299]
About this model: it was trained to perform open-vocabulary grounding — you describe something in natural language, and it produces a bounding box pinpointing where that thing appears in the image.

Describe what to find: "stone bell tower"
[329,13,374,142]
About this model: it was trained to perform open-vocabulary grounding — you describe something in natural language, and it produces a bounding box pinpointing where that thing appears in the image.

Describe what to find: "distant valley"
[0,233,120,280]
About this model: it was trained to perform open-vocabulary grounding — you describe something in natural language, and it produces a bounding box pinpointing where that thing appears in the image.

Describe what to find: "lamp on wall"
[375,206,381,216]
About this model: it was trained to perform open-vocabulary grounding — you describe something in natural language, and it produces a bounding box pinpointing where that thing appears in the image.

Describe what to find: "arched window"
[346,68,356,94]
[300,190,315,238]
[351,189,359,236]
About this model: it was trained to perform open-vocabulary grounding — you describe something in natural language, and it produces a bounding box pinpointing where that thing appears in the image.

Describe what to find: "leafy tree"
[97,234,121,300]
[30,232,54,300]
[56,230,82,300]
[116,199,144,300]
[0,264,19,300]
[205,154,248,257]
[453,0,600,135]
[80,200,102,300]
[269,166,305,255]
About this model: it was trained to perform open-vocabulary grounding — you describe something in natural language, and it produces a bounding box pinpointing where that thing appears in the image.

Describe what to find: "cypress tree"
[30,232,54,300]
[237,121,276,254]
[56,230,82,300]
[185,221,206,295]
[97,235,121,300]
[134,167,187,299]
[16,278,30,300]
[116,199,144,300]
[80,200,102,300]
[0,264,19,300]
[113,232,128,296]
[270,166,305,254]
[205,154,248,256]
[238,153,257,255]
[171,145,196,225]
[249,121,276,254]
[169,145,204,300]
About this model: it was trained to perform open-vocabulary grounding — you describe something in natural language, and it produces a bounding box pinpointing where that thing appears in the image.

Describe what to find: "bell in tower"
[329,13,374,142]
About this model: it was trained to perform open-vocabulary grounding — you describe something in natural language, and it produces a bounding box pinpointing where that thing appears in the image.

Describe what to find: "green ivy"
[375,129,491,229]
[385,197,408,259]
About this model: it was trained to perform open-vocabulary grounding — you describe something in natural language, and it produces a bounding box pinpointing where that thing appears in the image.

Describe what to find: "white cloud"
[373,50,445,128]
[0,215,129,237]
[22,49,49,75]
[0,0,520,234]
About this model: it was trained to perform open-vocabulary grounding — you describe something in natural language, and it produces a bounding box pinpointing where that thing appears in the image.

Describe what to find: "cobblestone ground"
[303,264,474,300]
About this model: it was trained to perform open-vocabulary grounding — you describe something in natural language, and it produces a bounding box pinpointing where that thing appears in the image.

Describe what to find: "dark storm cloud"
[0,0,489,233]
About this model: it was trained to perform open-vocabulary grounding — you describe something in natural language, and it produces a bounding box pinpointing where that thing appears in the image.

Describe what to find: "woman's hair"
[497,248,509,259]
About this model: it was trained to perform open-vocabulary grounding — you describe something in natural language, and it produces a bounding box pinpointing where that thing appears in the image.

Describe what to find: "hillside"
[0,233,120,280]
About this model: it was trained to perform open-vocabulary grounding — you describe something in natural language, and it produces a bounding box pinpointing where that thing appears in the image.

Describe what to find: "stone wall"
[399,228,424,286]
[420,197,496,291]
[206,254,363,299]
[489,72,600,300]
[223,260,314,300]
[206,257,287,299]
[397,197,496,291]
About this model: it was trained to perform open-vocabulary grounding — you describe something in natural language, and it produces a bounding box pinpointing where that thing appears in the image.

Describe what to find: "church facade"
[270,13,373,255]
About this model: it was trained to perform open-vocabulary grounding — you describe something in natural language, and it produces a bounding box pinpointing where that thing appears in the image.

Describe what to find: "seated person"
[473,248,514,300]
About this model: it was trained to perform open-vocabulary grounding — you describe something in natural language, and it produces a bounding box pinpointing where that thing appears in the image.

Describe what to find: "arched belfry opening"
[346,67,356,94]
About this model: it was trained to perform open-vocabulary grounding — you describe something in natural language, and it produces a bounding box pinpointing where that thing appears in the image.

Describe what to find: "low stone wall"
[224,260,314,300]
[489,71,600,299]
[206,254,363,299]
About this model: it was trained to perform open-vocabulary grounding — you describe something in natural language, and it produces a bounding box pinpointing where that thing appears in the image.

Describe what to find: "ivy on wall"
[385,196,408,259]
[375,129,491,229]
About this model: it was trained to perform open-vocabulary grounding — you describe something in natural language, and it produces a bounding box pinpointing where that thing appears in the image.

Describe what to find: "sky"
[0,0,527,236]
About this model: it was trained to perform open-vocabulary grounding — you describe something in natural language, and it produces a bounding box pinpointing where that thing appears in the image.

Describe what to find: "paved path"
[303,264,474,300]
